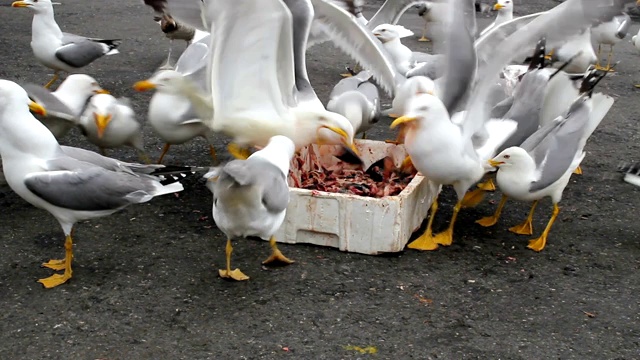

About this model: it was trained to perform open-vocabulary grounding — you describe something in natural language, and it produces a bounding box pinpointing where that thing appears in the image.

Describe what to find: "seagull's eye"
[381,29,386,32]
[503,154,510,159]
[419,106,428,112]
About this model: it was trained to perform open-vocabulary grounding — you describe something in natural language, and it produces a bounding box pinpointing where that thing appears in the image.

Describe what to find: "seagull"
[416,1,450,42]
[478,0,514,38]
[134,69,218,164]
[203,135,296,281]
[78,94,149,162]
[326,70,381,139]
[153,12,210,71]
[591,12,631,72]
[617,161,640,187]
[21,74,109,140]
[186,0,363,161]
[11,0,121,89]
[483,89,614,251]
[0,79,187,288]
[372,24,445,77]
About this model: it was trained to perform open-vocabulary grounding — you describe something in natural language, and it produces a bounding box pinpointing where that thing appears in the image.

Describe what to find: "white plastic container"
[270,140,441,255]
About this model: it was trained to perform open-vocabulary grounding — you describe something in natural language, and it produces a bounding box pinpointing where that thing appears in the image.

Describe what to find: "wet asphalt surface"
[0,0,639,359]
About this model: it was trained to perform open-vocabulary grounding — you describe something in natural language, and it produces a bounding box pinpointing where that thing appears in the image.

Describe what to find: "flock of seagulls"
[0,0,637,288]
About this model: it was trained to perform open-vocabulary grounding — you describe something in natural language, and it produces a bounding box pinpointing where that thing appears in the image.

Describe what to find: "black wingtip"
[527,37,547,71]
[335,145,364,165]
[578,66,610,96]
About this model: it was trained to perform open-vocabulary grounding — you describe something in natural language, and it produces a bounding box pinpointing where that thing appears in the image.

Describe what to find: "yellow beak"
[94,88,110,95]
[493,3,504,10]
[390,116,418,129]
[11,1,30,7]
[321,125,360,156]
[132,80,156,92]
[488,159,503,167]
[28,101,46,116]
[94,113,112,139]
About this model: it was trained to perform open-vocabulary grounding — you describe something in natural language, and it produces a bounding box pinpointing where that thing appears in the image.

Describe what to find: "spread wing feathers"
[217,159,290,213]
[474,13,545,66]
[142,0,210,31]
[206,0,295,129]
[21,83,76,121]
[310,0,399,97]
[461,0,620,147]
[438,0,477,114]
[366,0,426,30]
[175,36,210,76]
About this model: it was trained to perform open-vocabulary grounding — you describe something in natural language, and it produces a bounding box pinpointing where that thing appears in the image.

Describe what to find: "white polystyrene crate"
[270,140,441,255]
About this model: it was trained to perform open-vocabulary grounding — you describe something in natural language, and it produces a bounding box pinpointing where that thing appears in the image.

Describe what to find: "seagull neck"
[0,107,60,159]
[32,9,63,39]
[496,10,513,24]
[54,86,92,116]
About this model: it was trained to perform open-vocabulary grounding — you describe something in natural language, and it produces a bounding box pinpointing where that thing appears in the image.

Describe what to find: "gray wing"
[497,70,550,151]
[527,97,591,192]
[21,83,75,120]
[357,81,380,105]
[490,96,514,119]
[24,163,161,211]
[405,55,446,79]
[438,0,477,114]
[218,158,289,213]
[59,146,164,174]
[56,33,118,68]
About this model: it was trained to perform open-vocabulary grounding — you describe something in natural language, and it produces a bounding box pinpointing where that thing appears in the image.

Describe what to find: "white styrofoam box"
[270,140,441,255]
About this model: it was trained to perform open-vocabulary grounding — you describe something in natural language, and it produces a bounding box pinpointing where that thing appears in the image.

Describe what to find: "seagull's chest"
[31,35,62,67]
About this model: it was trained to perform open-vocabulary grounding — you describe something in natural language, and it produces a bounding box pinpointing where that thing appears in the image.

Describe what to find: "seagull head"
[372,24,414,43]
[58,74,109,98]
[0,80,47,118]
[133,70,188,95]
[11,0,54,12]
[297,110,361,164]
[85,94,116,139]
[389,93,446,132]
[489,147,530,169]
[493,0,513,12]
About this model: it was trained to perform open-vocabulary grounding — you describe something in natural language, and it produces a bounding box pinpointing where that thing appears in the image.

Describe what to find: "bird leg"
[418,22,431,42]
[603,45,615,72]
[544,49,554,61]
[99,147,107,156]
[227,143,252,160]
[262,236,295,265]
[573,165,583,175]
[432,200,463,246]
[138,151,153,164]
[594,44,603,69]
[39,234,74,288]
[476,177,496,191]
[361,132,367,140]
[476,194,508,227]
[208,145,218,164]
[461,188,486,208]
[509,200,538,235]
[527,203,559,252]
[157,143,172,164]
[44,71,59,89]
[219,238,250,281]
[407,195,440,251]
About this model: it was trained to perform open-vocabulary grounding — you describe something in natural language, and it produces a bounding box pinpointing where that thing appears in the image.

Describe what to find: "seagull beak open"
[390,116,418,129]
[133,80,156,92]
[11,1,31,7]
[321,125,363,165]
[94,113,112,139]
[28,101,46,116]
[488,159,504,167]
[493,3,504,10]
